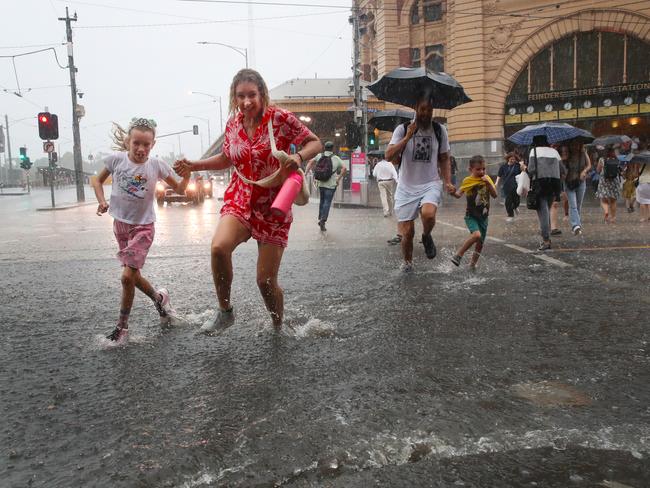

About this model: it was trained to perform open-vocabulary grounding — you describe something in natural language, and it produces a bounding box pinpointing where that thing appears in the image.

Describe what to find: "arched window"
[510,32,650,97]
[410,1,420,24]
[425,44,444,72]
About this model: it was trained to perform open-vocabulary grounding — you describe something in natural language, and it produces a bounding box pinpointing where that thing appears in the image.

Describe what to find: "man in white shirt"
[385,95,455,271]
[373,158,399,217]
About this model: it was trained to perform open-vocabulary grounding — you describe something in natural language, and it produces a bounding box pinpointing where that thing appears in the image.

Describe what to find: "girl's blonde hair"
[111,118,157,151]
[228,69,270,116]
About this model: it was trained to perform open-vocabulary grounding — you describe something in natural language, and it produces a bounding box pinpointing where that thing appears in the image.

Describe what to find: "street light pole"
[197,41,248,68]
[189,91,223,135]
[59,7,85,202]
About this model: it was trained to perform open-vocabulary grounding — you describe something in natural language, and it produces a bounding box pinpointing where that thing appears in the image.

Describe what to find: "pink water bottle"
[271,172,303,216]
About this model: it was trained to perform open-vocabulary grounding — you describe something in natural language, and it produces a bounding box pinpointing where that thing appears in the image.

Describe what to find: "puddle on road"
[512,380,592,407]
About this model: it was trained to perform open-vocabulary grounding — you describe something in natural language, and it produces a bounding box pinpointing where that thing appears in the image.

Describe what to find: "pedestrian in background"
[495,152,520,222]
[564,140,592,235]
[450,155,458,188]
[526,135,562,251]
[373,157,399,217]
[175,69,322,333]
[636,159,650,222]
[385,93,455,272]
[595,146,621,224]
[450,155,497,270]
[92,118,189,345]
[622,160,638,213]
[306,141,346,231]
[549,145,569,236]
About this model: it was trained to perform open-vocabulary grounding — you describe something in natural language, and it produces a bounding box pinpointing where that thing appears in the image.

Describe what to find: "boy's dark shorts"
[464,215,488,243]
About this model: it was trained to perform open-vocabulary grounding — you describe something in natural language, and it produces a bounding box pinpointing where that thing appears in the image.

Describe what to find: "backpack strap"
[432,121,443,156]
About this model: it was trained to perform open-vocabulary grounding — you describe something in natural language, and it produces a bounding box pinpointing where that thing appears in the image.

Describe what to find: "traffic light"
[19,147,32,170]
[192,125,199,135]
[38,112,59,140]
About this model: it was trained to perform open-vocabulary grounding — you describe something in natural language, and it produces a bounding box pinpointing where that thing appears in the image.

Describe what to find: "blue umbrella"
[508,122,594,145]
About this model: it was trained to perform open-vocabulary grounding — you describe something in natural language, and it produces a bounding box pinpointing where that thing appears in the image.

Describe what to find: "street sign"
[43,141,55,153]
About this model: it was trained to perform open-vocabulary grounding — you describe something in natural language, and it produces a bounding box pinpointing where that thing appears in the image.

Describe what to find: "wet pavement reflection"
[1,187,649,487]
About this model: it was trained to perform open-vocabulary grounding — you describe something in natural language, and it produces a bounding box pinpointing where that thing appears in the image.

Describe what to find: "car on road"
[200,174,214,199]
[156,177,205,206]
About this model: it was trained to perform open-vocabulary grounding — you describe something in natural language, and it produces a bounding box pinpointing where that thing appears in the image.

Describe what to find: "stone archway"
[492,9,650,112]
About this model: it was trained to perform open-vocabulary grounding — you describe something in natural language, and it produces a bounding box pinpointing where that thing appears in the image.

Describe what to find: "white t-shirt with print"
[389,122,450,192]
[104,152,172,225]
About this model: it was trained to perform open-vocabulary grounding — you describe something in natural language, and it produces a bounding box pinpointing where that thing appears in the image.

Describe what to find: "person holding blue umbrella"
[525,135,562,251]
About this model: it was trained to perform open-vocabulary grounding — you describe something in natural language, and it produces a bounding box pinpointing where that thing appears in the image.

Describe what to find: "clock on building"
[583,100,592,109]
[563,102,572,111]
[624,96,634,106]
[526,105,534,114]
[603,99,612,107]
[545,104,553,112]
[508,107,517,116]
[646,95,650,104]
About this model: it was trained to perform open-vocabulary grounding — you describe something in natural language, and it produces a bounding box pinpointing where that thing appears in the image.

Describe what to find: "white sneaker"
[399,262,414,273]
[572,226,582,236]
[505,217,514,223]
[199,308,235,335]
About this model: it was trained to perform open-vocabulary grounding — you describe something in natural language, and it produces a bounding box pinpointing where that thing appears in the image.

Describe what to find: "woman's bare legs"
[256,243,285,329]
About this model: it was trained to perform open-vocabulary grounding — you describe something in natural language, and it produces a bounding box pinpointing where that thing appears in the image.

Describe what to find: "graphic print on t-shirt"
[466,184,490,218]
[412,135,432,163]
[118,173,148,199]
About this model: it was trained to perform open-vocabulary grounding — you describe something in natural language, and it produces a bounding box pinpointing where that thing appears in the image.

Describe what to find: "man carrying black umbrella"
[385,94,455,271]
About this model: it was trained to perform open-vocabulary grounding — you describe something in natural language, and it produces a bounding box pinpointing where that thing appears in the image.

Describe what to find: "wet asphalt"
[1,185,649,487]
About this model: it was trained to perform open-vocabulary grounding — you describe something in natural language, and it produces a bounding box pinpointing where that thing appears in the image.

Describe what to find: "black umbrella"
[591,134,632,147]
[367,67,472,109]
[368,109,415,131]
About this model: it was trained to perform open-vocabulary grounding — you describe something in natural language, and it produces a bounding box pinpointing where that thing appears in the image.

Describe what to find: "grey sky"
[1,0,352,163]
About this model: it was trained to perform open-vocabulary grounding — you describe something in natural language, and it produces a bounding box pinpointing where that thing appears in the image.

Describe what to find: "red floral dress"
[221,106,311,247]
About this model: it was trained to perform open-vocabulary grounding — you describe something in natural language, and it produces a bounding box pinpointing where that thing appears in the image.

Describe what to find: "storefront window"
[626,36,649,84]
[601,32,625,86]
[553,36,574,91]
[410,1,420,24]
[530,48,551,93]
[576,32,599,88]
[411,48,421,68]
[424,1,442,22]
[425,44,444,72]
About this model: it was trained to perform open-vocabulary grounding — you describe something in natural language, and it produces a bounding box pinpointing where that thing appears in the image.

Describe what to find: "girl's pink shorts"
[113,220,155,269]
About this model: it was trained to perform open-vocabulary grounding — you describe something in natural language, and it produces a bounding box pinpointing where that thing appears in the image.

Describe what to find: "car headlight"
[188,182,196,191]
[156,183,165,192]
[204,182,211,189]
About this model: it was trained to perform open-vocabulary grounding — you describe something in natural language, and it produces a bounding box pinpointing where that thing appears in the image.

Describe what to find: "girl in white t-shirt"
[91,118,189,345]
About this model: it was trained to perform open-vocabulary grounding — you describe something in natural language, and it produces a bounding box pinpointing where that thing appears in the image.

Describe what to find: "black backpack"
[603,157,620,180]
[313,154,334,181]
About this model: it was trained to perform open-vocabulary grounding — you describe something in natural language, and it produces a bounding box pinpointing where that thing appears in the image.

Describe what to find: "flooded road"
[1,187,649,487]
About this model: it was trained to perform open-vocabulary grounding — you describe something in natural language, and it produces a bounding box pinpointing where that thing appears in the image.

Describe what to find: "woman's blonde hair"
[111,118,157,151]
[228,69,270,116]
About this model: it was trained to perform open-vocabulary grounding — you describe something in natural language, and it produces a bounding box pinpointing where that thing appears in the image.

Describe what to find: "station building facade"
[357,0,650,162]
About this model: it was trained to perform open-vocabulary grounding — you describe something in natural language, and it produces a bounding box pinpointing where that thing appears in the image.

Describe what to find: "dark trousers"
[504,188,520,217]
[318,187,336,222]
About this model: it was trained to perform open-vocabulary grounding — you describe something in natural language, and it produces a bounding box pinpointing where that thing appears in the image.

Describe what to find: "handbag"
[526,146,540,210]
[231,119,310,206]
[634,164,646,188]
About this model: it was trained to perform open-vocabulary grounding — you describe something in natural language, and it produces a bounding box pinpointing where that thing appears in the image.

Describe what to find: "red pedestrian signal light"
[38,112,59,140]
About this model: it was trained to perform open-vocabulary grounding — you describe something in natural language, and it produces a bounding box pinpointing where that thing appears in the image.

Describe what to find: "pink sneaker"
[106,326,128,345]
[155,288,175,322]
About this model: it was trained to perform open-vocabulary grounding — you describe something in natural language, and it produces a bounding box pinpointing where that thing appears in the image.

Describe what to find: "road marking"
[38,234,59,238]
[504,243,533,254]
[532,254,572,268]
[0,240,19,245]
[439,219,572,268]
[550,245,650,252]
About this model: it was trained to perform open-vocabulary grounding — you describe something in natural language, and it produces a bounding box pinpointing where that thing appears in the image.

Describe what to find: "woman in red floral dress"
[175,69,322,332]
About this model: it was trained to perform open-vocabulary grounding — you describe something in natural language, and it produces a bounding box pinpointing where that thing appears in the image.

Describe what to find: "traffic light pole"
[49,151,56,208]
[59,8,85,202]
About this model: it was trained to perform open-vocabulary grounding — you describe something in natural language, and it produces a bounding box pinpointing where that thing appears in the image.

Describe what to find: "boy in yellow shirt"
[451,155,497,270]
